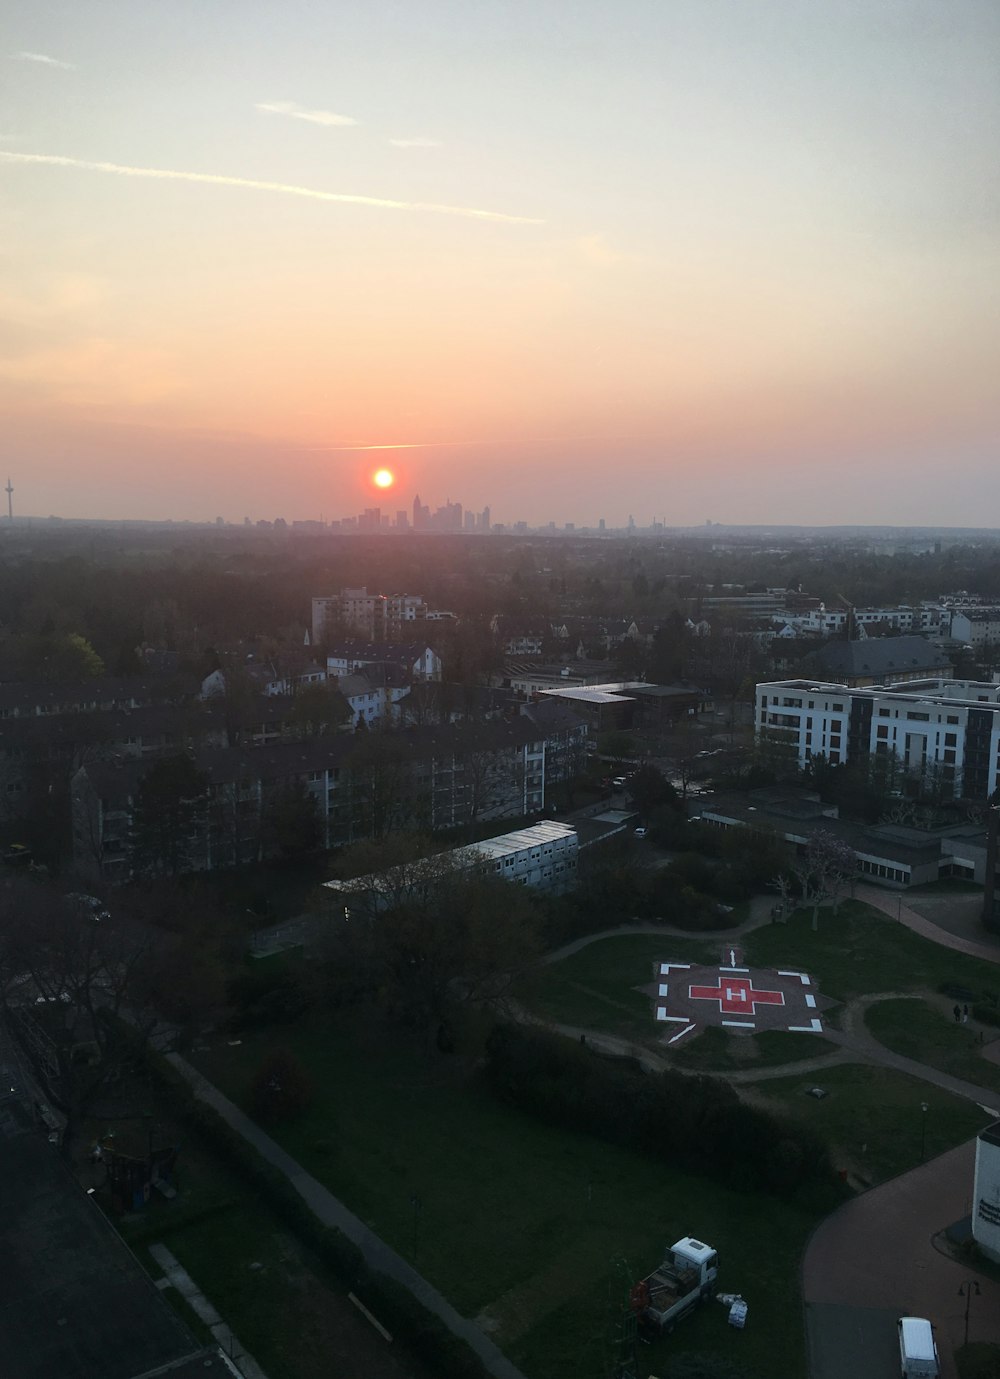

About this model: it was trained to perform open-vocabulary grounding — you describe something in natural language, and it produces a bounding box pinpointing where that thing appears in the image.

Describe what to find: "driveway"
[803,1140,1000,1379]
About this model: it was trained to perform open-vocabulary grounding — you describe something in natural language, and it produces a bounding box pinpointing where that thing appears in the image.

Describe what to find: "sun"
[372,468,395,489]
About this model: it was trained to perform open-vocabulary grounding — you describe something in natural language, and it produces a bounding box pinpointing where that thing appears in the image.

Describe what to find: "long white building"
[756,677,1000,800]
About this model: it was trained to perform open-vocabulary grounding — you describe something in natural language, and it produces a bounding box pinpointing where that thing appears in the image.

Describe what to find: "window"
[832,702,844,711]
[945,733,957,747]
[879,708,890,717]
[947,715,959,724]
[907,711,929,721]
[877,725,888,739]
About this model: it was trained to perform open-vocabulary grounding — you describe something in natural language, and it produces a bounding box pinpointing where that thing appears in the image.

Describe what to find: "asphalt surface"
[802,1140,1000,1379]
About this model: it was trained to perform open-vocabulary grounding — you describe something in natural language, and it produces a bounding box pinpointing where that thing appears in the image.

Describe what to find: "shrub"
[484,1023,831,1196]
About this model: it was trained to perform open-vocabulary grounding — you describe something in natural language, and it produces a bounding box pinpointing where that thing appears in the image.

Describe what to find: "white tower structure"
[972,1122,1000,1262]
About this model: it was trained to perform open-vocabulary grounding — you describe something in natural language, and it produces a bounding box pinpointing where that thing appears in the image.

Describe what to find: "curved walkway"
[541,892,775,966]
[802,1140,1000,1379]
[855,883,1000,964]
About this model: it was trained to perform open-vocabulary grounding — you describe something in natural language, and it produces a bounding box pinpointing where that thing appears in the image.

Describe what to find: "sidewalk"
[855,884,1000,965]
[165,1054,528,1379]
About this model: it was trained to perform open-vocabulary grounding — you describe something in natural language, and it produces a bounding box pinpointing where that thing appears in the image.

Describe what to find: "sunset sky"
[2,1,998,527]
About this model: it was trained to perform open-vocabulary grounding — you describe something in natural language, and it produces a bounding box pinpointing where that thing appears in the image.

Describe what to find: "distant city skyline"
[2,2,997,526]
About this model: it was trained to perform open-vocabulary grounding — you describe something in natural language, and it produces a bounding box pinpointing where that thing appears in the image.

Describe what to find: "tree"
[130,754,210,876]
[320,838,540,1034]
[627,764,681,817]
[262,778,323,856]
[248,1048,314,1124]
[0,880,155,1154]
[288,682,351,738]
[774,831,858,931]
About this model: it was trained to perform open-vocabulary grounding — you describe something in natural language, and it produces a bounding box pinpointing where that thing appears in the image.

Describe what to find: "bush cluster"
[484,1023,832,1196]
[938,981,1000,1027]
[146,1052,490,1379]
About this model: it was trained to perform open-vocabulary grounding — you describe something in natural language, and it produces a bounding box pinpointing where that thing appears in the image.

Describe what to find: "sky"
[2,0,998,527]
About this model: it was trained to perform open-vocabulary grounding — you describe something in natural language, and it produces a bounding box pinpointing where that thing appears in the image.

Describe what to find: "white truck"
[630,1237,719,1333]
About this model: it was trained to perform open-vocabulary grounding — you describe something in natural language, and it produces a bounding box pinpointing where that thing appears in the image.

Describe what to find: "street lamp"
[920,1102,929,1162]
[958,1280,980,1347]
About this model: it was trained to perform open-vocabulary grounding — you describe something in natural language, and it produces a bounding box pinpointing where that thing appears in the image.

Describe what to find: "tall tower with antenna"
[5,478,12,524]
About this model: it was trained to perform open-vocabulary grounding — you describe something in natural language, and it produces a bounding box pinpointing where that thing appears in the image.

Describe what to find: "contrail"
[306,436,628,452]
[0,150,545,224]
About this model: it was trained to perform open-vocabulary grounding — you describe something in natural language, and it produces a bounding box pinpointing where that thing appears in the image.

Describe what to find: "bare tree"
[774,831,858,931]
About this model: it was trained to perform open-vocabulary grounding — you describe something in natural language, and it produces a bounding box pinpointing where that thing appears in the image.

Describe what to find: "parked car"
[634,827,647,839]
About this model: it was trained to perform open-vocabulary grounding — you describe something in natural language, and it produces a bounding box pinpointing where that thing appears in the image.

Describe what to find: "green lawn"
[192,1020,826,1379]
[524,933,718,1041]
[863,998,1000,1096]
[745,900,1000,1003]
[744,1062,991,1186]
[670,1024,838,1072]
[114,1139,390,1379]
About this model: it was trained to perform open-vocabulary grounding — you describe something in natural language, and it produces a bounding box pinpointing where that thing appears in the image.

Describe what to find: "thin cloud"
[0,150,545,225]
[305,435,625,452]
[388,138,442,149]
[11,51,75,69]
[256,100,357,128]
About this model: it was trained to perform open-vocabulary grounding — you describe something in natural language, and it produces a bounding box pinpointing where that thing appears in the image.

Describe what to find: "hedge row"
[146,1052,492,1379]
[484,1023,833,1196]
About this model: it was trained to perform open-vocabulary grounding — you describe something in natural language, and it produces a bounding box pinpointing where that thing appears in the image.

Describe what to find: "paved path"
[855,884,1000,964]
[165,1054,528,1379]
[802,1140,1000,1379]
[541,892,775,966]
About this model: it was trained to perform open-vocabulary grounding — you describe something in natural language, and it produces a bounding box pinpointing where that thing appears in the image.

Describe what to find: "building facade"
[756,677,1000,800]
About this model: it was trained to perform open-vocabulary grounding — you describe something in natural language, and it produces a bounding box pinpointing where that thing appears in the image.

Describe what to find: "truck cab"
[632,1237,719,1333]
[898,1317,939,1378]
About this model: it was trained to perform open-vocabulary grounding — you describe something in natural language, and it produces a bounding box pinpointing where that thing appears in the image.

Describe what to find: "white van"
[898,1317,939,1378]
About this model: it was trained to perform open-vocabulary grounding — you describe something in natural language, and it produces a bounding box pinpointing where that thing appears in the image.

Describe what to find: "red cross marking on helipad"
[688,975,785,1015]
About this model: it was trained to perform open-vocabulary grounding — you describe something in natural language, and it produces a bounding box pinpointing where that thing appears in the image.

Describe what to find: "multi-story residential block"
[755,676,1000,799]
[311,588,427,643]
[70,717,558,883]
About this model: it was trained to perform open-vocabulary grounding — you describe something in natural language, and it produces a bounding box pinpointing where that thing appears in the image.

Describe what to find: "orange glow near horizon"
[372,468,395,489]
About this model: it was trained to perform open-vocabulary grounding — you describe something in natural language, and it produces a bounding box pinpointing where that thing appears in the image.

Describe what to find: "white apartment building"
[312,588,427,643]
[756,677,1000,800]
[786,604,948,638]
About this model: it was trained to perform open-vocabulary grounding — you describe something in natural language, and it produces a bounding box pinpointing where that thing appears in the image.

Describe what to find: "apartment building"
[756,676,1000,800]
[311,588,427,643]
[70,717,555,882]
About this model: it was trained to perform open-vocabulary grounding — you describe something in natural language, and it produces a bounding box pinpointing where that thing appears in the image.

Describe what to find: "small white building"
[973,1121,1000,1263]
[323,820,580,911]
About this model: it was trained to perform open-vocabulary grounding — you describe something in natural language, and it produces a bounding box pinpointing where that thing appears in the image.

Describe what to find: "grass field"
[524,933,718,1041]
[669,1024,838,1072]
[745,900,1000,1002]
[744,1061,991,1185]
[863,997,1000,1096]
[192,1019,830,1379]
[115,1135,431,1379]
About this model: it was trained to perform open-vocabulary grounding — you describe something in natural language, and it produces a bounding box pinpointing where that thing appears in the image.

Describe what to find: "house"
[325,641,442,683]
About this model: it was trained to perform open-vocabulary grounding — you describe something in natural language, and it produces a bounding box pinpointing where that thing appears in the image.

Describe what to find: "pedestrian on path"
[963,1003,969,1024]
[954,1004,962,1023]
